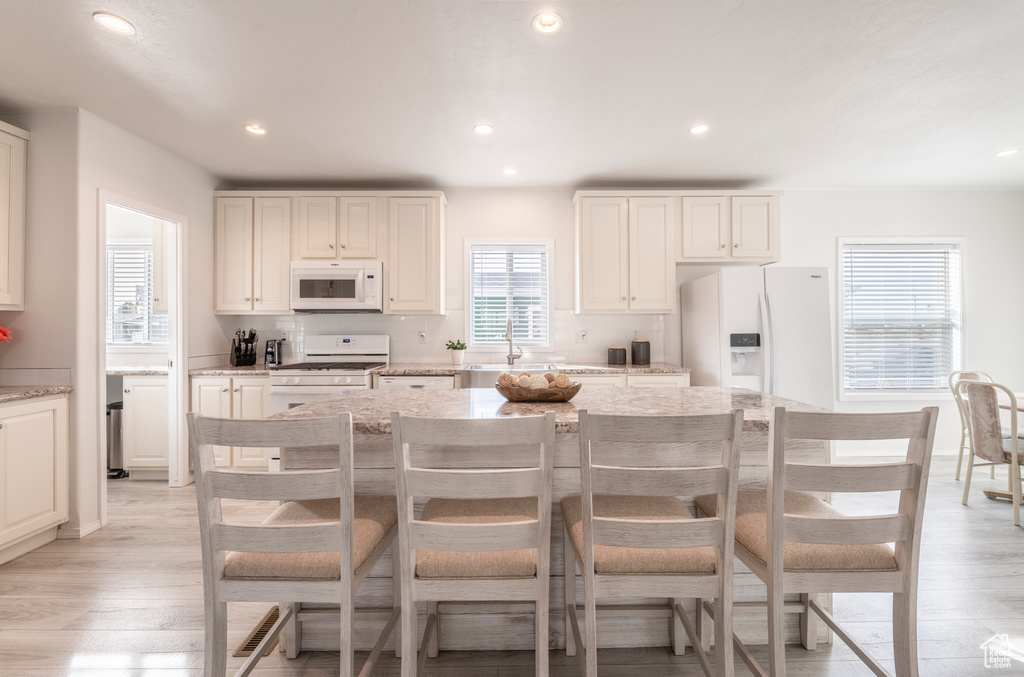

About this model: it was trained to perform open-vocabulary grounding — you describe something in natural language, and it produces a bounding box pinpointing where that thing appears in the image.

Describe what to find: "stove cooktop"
[271,361,387,372]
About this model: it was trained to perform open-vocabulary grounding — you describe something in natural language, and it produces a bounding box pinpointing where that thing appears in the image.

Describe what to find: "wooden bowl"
[494,382,582,403]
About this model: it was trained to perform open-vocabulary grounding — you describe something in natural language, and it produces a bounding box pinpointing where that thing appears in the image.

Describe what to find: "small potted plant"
[446,339,467,365]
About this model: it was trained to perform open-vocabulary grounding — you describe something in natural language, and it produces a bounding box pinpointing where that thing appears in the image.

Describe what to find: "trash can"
[107,402,126,479]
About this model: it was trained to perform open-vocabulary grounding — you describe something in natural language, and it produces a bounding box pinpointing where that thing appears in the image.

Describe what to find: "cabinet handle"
[721,244,726,249]
[390,297,395,302]
[632,296,637,301]
[222,388,229,392]
[254,297,260,302]
[244,297,250,302]
[124,389,130,393]
[621,296,626,301]
[233,388,240,392]
[734,244,739,248]
[153,297,159,302]
[0,423,3,429]
[329,243,334,249]
[340,244,346,249]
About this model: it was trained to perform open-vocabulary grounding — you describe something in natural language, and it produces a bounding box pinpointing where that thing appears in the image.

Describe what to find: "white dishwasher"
[377,375,455,390]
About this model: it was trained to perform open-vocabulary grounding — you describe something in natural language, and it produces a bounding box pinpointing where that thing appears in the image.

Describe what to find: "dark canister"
[608,345,627,365]
[631,339,651,365]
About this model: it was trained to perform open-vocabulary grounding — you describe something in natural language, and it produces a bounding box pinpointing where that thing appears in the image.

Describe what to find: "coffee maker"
[264,338,285,366]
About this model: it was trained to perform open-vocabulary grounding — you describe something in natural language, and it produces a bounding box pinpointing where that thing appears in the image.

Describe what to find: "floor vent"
[233,605,280,657]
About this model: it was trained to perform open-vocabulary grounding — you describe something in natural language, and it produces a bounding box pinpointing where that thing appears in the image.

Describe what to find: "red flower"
[0,326,10,343]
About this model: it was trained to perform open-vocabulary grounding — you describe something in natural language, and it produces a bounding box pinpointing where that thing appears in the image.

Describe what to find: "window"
[840,239,962,394]
[106,244,168,345]
[468,243,550,347]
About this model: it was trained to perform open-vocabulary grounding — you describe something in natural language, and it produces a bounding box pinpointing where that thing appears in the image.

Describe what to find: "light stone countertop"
[188,365,271,376]
[269,386,825,434]
[0,385,75,404]
[377,361,690,376]
[107,367,168,376]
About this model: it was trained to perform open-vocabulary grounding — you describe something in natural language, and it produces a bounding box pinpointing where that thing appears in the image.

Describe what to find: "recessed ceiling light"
[244,124,267,135]
[503,168,518,176]
[689,124,710,135]
[93,12,135,35]
[532,12,563,34]
[995,148,1018,157]
[473,123,494,135]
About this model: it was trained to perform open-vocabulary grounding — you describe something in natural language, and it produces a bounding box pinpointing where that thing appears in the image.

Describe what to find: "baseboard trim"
[57,519,102,539]
[0,527,58,564]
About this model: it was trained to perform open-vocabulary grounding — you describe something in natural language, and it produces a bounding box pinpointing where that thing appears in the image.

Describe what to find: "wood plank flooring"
[0,456,1021,676]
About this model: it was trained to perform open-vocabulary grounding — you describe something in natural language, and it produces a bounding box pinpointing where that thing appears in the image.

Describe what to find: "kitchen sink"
[461,364,560,389]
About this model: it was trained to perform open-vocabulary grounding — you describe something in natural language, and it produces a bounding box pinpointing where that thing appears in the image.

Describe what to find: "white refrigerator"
[680,267,835,410]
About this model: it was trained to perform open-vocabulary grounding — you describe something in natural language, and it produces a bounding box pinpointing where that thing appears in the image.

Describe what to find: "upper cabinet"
[387,196,445,314]
[0,122,28,311]
[297,196,378,260]
[678,194,780,263]
[575,196,676,314]
[214,196,291,314]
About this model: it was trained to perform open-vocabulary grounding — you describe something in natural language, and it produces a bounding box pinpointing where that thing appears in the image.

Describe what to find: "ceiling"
[1,1,1022,188]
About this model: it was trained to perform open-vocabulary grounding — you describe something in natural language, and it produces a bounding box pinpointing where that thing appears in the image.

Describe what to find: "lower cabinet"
[0,395,69,564]
[122,376,170,480]
[570,373,690,387]
[190,376,271,469]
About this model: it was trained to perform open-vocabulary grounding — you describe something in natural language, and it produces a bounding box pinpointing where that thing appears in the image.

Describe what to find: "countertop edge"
[0,385,75,404]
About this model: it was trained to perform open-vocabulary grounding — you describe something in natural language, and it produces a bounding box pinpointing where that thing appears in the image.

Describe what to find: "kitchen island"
[269,386,830,653]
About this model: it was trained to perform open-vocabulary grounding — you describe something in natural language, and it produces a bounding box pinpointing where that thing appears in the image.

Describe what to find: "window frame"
[463,238,554,353]
[105,240,169,349]
[836,236,966,401]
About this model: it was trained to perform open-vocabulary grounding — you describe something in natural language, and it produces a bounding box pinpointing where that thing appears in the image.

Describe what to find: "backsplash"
[216,312,669,365]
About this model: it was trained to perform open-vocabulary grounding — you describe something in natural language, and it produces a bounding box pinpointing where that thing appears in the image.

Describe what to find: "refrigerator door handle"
[761,292,778,395]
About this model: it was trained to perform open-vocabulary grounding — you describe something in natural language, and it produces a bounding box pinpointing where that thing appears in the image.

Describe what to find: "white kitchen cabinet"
[215,196,292,314]
[122,376,170,480]
[731,196,779,259]
[0,121,28,311]
[680,196,729,260]
[571,374,628,387]
[575,196,675,313]
[151,219,168,315]
[298,196,337,258]
[0,395,69,565]
[338,197,378,258]
[388,196,445,314]
[626,373,690,387]
[190,375,272,469]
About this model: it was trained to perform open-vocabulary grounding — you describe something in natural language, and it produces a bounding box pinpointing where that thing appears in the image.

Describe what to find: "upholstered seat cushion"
[694,492,897,573]
[224,496,397,580]
[415,498,538,580]
[561,495,716,575]
[1001,436,1024,464]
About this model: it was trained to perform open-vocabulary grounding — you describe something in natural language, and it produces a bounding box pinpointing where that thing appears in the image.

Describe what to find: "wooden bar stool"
[188,412,399,677]
[391,411,556,677]
[562,409,745,677]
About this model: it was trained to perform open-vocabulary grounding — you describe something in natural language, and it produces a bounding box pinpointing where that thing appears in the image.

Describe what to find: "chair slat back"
[187,412,354,567]
[579,409,743,556]
[392,411,556,569]
[949,370,993,434]
[961,381,1016,463]
[768,406,938,573]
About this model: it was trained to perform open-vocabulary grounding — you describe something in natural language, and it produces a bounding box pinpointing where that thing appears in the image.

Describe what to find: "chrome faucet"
[506,319,523,366]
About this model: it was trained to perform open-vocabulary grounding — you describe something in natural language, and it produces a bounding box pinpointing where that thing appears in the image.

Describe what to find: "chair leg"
[962,451,976,506]
[426,601,439,658]
[282,602,301,659]
[1012,461,1022,527]
[582,564,598,677]
[799,593,817,651]
[563,524,577,657]
[392,548,402,659]
[892,591,919,677]
[206,599,227,677]
[341,591,354,677]
[695,598,712,653]
[670,597,686,656]
[714,595,734,677]
[955,430,965,480]
[401,596,417,677]
[767,580,786,677]
[536,596,549,677]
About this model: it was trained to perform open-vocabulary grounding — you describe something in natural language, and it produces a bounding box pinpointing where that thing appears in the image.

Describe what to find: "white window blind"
[106,245,168,345]
[469,244,549,347]
[841,241,962,393]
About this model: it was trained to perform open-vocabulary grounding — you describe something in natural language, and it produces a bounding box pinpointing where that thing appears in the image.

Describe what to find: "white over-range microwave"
[290,261,383,312]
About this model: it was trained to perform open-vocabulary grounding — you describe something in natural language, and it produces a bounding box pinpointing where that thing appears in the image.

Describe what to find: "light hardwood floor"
[0,456,1021,676]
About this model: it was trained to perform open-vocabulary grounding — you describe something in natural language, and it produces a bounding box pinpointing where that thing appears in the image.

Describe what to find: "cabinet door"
[731,196,779,260]
[253,197,292,313]
[190,377,232,467]
[298,197,337,258]
[215,197,254,312]
[388,197,441,313]
[151,219,168,316]
[626,374,690,387]
[231,377,270,468]
[680,197,729,260]
[123,377,169,469]
[0,128,27,310]
[629,198,677,312]
[0,397,68,548]
[338,197,377,258]
[577,198,629,312]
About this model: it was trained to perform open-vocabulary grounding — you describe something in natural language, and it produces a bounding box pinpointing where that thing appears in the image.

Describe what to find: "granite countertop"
[107,367,168,376]
[269,386,825,434]
[378,361,690,376]
[0,385,75,404]
[189,365,271,376]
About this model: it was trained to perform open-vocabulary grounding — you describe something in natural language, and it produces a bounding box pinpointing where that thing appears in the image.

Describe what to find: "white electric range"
[268,334,389,415]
